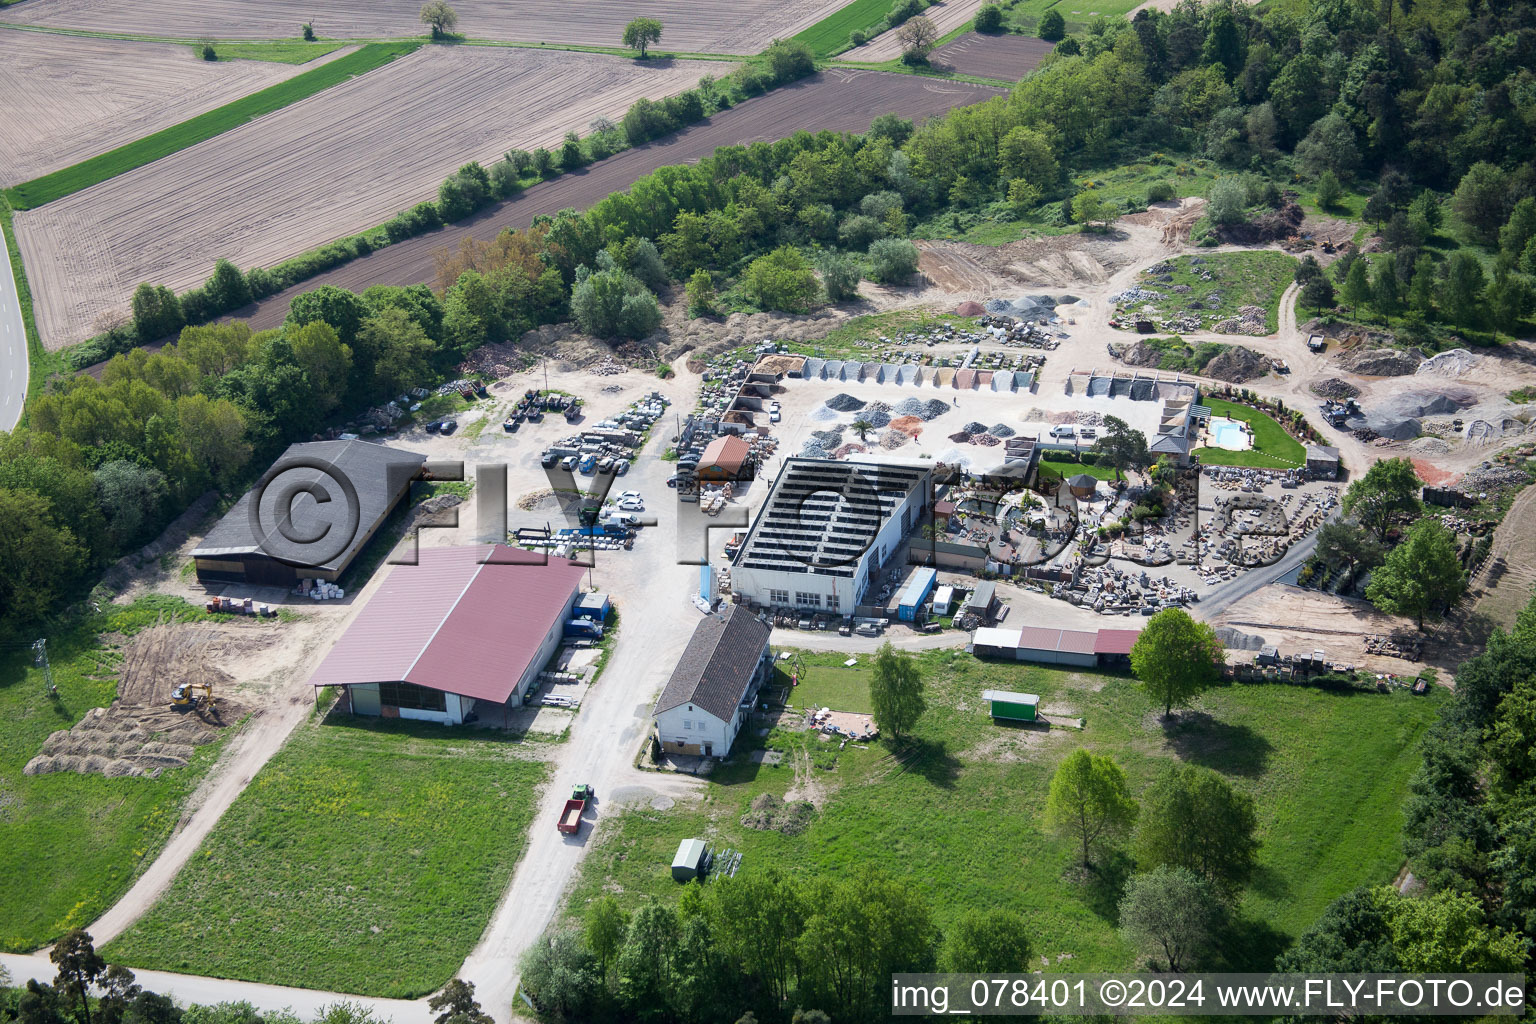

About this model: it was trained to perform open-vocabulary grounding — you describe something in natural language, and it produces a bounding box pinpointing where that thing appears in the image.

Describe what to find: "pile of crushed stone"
[825,393,866,412]
[894,397,952,420]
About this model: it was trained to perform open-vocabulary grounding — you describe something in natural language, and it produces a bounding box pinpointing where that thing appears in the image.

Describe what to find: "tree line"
[1279,590,1536,976]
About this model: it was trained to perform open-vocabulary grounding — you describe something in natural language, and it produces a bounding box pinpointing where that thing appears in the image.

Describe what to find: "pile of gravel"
[894,397,952,420]
[880,431,910,449]
[962,420,988,434]
[972,433,1001,447]
[1311,378,1360,399]
[989,423,1016,438]
[809,405,840,422]
[1214,626,1266,651]
[949,431,973,443]
[811,428,844,448]
[863,401,893,428]
[825,393,866,412]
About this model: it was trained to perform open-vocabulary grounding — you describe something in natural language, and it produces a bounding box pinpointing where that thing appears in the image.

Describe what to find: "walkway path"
[0,226,27,431]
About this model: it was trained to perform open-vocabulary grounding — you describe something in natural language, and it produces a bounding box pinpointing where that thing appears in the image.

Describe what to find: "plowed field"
[0,0,833,54]
[226,70,1005,334]
[0,34,350,185]
[842,0,991,62]
[18,45,727,349]
[927,31,1053,80]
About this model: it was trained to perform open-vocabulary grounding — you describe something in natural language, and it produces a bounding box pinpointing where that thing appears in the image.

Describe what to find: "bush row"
[63,41,818,370]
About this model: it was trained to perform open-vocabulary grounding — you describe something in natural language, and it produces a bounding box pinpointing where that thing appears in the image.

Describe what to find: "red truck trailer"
[557,784,594,834]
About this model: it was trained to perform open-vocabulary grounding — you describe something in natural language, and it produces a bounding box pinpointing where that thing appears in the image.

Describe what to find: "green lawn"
[569,650,1443,968]
[1199,396,1306,467]
[789,662,875,713]
[202,40,346,64]
[1134,250,1297,335]
[1040,459,1120,481]
[106,715,547,997]
[792,0,900,57]
[0,597,236,952]
[4,41,418,210]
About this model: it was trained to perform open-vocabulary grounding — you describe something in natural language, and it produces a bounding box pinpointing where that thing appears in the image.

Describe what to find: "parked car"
[616,491,643,502]
[560,455,578,471]
[667,474,679,488]
[424,420,440,434]
[617,498,645,512]
[439,420,458,435]
[540,452,558,469]
[615,460,630,476]
[770,410,781,423]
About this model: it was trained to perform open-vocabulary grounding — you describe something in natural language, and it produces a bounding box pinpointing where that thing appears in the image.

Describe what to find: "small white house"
[653,605,772,758]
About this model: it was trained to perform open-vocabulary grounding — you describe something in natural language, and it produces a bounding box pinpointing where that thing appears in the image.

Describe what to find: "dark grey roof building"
[193,440,425,586]
[653,605,772,757]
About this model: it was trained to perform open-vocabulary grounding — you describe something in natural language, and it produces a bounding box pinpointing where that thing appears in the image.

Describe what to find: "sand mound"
[1339,347,1424,376]
[1416,348,1475,378]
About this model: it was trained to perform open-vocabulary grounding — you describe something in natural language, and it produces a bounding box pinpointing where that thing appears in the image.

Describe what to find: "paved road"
[0,226,27,431]
[1197,520,1329,619]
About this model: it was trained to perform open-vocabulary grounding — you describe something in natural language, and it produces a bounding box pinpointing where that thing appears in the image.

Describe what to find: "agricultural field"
[1004,0,1147,35]
[105,715,547,998]
[17,45,729,350]
[229,70,1006,334]
[0,598,235,952]
[567,650,1442,964]
[0,0,835,54]
[843,0,993,62]
[0,34,353,186]
[927,30,1054,79]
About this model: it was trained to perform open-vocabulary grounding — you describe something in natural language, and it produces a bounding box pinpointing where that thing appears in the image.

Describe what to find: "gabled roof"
[194,440,425,570]
[702,435,751,470]
[1150,433,1191,455]
[654,605,770,723]
[308,545,585,703]
[1094,628,1140,655]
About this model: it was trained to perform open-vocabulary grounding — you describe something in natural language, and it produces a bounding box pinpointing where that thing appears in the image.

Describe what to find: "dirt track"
[924,31,1054,80]
[218,71,1004,334]
[0,34,352,186]
[0,0,832,53]
[19,46,726,350]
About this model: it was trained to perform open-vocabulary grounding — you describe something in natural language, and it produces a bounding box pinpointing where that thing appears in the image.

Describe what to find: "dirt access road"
[220,70,1003,335]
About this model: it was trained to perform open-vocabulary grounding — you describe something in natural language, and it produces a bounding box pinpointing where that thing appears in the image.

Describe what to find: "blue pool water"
[1211,420,1248,449]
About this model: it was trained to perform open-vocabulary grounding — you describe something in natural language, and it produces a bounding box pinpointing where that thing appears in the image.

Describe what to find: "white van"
[1049,424,1077,440]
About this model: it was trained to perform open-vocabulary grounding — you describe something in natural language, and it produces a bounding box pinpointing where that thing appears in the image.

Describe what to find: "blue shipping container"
[896,568,938,621]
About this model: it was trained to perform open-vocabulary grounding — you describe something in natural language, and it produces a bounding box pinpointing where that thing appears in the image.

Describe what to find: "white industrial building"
[731,457,931,616]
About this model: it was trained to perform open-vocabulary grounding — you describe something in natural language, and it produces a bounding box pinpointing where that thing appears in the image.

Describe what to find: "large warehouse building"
[192,440,424,586]
[731,457,931,616]
[973,625,1140,668]
[308,544,587,725]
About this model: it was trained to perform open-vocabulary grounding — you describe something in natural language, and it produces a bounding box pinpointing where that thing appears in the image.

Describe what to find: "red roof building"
[698,435,752,481]
[309,544,586,724]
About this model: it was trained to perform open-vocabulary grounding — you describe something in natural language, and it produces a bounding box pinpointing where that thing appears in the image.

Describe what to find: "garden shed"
[981,689,1039,722]
[672,838,709,882]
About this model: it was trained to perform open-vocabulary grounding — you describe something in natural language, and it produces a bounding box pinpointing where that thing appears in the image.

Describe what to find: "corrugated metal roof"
[982,689,1039,704]
[1056,629,1099,655]
[1094,628,1139,655]
[308,545,585,704]
[1014,626,1060,652]
[973,627,1022,649]
[899,567,937,608]
[702,434,750,470]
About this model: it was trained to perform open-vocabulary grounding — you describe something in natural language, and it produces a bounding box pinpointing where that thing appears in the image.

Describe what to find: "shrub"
[531,148,554,176]
[200,40,217,60]
[685,269,716,317]
[742,246,820,313]
[817,252,862,302]
[850,29,867,46]
[1038,9,1065,40]
[302,21,315,40]
[838,213,886,249]
[974,3,1004,32]
[245,266,279,300]
[384,202,442,243]
[1147,180,1176,204]
[1207,177,1248,226]
[621,96,678,144]
[762,38,816,84]
[865,238,921,284]
[571,260,661,339]
[489,159,521,198]
[560,132,584,171]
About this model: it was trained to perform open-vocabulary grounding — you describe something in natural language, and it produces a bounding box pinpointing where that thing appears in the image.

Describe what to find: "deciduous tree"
[622,17,663,57]
[897,15,938,61]
[1366,518,1465,630]
[1119,865,1220,971]
[1135,761,1260,892]
[1129,608,1224,716]
[1045,748,1139,866]
[419,0,457,37]
[1091,415,1150,480]
[938,909,1032,972]
[870,641,925,742]
[1341,457,1420,541]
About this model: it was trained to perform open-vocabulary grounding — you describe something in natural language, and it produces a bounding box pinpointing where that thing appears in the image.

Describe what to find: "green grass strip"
[4,41,419,210]
[0,198,57,421]
[793,0,898,58]
[204,40,346,64]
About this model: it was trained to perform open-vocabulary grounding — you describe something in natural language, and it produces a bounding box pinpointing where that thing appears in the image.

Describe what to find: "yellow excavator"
[170,682,214,711]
